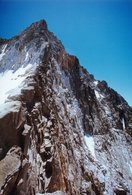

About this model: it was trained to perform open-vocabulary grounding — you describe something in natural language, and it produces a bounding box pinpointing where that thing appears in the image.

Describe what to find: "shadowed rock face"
[0,20,131,195]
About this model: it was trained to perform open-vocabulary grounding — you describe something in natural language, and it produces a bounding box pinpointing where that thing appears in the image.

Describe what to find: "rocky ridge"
[0,20,131,195]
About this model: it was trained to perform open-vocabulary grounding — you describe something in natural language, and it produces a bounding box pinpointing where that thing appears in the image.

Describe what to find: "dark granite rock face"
[0,20,131,195]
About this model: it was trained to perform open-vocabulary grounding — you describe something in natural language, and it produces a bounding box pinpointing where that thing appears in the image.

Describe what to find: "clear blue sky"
[0,0,132,105]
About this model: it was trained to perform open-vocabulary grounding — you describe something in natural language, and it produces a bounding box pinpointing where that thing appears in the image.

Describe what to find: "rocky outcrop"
[0,20,131,195]
[0,146,22,195]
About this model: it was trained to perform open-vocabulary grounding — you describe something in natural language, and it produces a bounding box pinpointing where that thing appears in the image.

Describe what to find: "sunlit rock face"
[0,20,131,195]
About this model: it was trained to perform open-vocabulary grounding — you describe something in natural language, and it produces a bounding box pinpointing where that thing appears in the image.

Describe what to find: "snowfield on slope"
[0,63,33,105]
[85,135,96,158]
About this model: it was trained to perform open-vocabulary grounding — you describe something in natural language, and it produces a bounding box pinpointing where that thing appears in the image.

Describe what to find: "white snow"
[95,90,100,99]
[122,118,125,129]
[25,52,29,61]
[45,176,51,189]
[85,135,96,158]
[17,178,23,186]
[0,44,7,61]
[0,63,33,105]
[95,90,104,100]
[44,138,51,145]
[27,148,34,164]
[93,80,98,86]
[0,101,21,118]
[129,161,132,173]
[47,120,52,128]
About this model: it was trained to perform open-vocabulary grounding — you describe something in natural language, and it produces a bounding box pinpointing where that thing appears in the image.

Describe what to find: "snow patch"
[0,44,7,61]
[129,161,132,173]
[93,80,98,86]
[0,63,33,105]
[95,90,104,100]
[122,118,125,129]
[25,52,29,61]
[85,135,96,158]
[104,106,111,115]
[0,101,21,118]
[27,148,34,164]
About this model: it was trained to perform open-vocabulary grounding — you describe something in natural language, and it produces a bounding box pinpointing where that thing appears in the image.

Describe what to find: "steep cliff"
[0,20,131,195]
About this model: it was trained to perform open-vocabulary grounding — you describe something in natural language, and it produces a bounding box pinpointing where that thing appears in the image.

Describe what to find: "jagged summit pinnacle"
[0,19,64,73]
[19,19,48,38]
[26,19,48,31]
[0,20,48,43]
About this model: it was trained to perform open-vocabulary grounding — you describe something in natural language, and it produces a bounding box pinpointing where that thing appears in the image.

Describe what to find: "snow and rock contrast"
[0,20,131,195]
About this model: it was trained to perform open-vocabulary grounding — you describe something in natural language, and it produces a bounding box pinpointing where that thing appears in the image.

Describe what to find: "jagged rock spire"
[26,19,48,31]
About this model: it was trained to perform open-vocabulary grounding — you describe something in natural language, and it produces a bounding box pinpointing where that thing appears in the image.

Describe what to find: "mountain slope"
[0,20,131,195]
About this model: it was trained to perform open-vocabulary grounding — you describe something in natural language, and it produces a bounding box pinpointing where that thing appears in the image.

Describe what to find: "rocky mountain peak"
[20,19,48,37]
[0,20,131,195]
[29,19,48,30]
